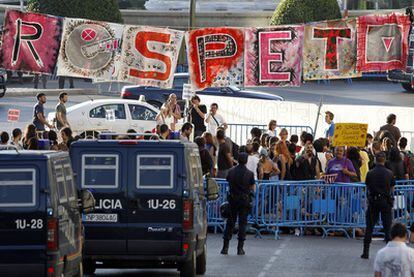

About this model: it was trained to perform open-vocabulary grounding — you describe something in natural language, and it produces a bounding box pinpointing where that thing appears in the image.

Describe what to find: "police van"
[70,137,214,276]
[0,149,95,277]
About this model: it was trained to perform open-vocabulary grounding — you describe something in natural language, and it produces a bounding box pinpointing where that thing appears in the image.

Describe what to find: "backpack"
[402,151,414,179]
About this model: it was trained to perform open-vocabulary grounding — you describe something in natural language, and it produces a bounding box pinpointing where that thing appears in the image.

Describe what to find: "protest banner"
[118,26,184,88]
[0,10,63,74]
[332,123,368,147]
[186,27,244,90]
[57,18,124,80]
[244,26,304,87]
[303,18,361,80]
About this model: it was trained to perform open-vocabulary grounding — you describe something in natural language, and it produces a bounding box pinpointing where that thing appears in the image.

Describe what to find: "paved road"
[88,233,383,277]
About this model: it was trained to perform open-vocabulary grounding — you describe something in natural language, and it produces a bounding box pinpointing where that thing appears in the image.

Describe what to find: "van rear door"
[127,150,183,255]
[0,167,46,275]
[80,153,127,254]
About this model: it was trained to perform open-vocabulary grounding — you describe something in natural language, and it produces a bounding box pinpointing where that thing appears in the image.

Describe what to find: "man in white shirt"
[374,223,414,277]
[205,103,227,136]
[245,142,261,180]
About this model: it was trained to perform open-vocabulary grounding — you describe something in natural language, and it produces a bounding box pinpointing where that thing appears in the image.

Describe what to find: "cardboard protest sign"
[332,123,368,147]
[186,27,244,90]
[57,18,124,80]
[118,26,184,88]
[304,19,361,80]
[244,26,304,87]
[0,10,63,74]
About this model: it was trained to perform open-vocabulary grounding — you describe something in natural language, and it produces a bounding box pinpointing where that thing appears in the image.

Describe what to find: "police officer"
[221,152,255,256]
[361,151,394,259]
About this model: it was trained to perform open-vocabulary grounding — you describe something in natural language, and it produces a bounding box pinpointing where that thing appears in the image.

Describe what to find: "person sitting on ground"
[195,136,213,176]
[59,127,75,151]
[27,137,39,150]
[294,143,321,180]
[386,147,409,180]
[374,223,414,276]
[266,120,277,137]
[48,130,59,151]
[326,146,357,183]
[158,124,170,140]
[23,124,37,149]
[0,131,9,146]
[180,122,193,143]
[10,128,23,150]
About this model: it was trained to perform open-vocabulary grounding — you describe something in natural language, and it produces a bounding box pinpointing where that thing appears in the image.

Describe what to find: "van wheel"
[83,260,96,275]
[180,250,196,277]
[402,83,414,92]
[74,262,83,277]
[196,244,207,275]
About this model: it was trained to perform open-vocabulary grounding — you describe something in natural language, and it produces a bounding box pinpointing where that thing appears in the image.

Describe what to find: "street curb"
[5,88,100,97]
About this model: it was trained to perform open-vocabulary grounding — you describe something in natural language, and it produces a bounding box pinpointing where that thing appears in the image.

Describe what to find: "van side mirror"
[79,189,95,214]
[205,177,219,201]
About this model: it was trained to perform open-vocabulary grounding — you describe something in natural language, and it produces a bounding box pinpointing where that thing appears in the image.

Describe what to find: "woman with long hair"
[23,124,37,149]
[386,147,409,180]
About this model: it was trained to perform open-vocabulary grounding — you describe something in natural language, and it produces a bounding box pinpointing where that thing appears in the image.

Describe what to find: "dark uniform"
[361,152,394,259]
[221,153,255,255]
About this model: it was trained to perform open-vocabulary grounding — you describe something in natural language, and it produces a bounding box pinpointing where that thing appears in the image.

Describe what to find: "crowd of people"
[1,91,412,186]
[0,92,75,151]
[179,103,412,184]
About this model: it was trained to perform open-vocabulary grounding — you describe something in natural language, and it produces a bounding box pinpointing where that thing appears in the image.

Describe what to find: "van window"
[54,163,67,203]
[137,155,174,189]
[82,154,119,188]
[0,169,36,207]
[188,152,202,189]
[63,163,77,201]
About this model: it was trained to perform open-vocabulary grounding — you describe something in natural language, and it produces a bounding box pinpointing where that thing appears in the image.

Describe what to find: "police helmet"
[220,202,231,219]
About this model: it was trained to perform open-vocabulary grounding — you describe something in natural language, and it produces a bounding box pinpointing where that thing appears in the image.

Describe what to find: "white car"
[48,99,159,135]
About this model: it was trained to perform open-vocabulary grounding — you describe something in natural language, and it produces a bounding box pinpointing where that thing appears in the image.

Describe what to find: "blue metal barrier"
[227,124,314,146]
[207,179,414,240]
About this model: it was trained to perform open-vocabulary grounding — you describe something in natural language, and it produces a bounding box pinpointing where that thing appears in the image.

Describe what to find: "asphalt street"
[89,233,384,277]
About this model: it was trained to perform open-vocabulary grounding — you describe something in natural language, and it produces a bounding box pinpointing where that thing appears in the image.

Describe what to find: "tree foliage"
[270,0,342,25]
[27,0,123,23]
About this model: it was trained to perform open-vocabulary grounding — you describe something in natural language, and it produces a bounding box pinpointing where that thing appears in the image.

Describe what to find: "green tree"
[27,0,123,23]
[270,0,342,25]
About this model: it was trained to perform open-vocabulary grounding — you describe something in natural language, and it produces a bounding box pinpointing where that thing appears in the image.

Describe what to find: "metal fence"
[227,123,314,146]
[207,179,414,240]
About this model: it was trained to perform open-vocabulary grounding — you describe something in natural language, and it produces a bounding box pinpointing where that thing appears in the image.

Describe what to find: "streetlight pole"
[189,0,196,30]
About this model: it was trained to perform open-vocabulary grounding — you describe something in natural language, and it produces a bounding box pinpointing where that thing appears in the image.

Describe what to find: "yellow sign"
[332,123,368,147]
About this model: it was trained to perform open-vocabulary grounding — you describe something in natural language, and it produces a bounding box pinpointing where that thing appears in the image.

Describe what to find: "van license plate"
[83,213,118,223]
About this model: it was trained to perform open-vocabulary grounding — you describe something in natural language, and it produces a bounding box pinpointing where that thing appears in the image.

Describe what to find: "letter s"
[129,31,172,81]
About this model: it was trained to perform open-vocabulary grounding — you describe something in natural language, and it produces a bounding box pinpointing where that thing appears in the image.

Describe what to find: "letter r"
[12,18,43,67]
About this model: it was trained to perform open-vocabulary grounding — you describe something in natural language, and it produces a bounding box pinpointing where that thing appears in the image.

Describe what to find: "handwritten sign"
[332,123,368,147]
[7,109,20,122]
